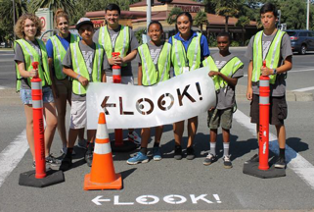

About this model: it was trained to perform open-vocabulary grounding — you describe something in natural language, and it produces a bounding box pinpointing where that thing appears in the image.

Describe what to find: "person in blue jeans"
[127,21,172,164]
[168,12,210,160]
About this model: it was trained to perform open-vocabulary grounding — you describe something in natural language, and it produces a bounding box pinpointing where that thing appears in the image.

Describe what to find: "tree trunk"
[225,16,229,32]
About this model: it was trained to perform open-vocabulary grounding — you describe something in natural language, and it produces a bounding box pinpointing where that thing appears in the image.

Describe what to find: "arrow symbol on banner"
[92,196,111,205]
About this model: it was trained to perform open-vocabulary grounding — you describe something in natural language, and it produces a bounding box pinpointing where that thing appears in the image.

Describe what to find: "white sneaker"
[128,131,141,146]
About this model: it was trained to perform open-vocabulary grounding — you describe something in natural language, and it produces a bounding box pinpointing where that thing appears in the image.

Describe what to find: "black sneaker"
[85,151,93,167]
[174,145,183,160]
[223,155,233,169]
[60,155,72,171]
[45,154,61,168]
[203,153,217,166]
[186,147,195,160]
[244,154,259,164]
[274,157,286,169]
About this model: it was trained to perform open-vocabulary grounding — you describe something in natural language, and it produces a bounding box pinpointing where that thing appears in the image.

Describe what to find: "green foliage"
[230,40,239,47]
[167,7,183,25]
[29,0,76,15]
[193,11,208,31]
[215,0,240,32]
[135,28,146,45]
[208,34,217,47]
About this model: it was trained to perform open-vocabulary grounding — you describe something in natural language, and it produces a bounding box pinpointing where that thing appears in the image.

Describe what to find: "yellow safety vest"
[15,39,51,91]
[49,33,80,80]
[98,25,130,67]
[138,43,171,86]
[171,33,202,76]
[252,29,286,84]
[70,42,104,95]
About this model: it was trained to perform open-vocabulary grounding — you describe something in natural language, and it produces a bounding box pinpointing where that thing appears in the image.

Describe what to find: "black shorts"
[250,94,287,126]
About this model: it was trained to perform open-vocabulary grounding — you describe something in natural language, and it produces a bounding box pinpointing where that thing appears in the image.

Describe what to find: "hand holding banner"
[87,67,216,129]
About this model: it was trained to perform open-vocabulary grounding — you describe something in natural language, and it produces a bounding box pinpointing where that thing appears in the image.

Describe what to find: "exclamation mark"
[213,194,221,203]
[195,82,203,100]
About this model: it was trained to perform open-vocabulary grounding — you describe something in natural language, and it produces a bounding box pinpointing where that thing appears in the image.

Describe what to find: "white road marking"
[0,130,29,188]
[234,110,314,190]
[292,86,314,92]
[0,86,6,90]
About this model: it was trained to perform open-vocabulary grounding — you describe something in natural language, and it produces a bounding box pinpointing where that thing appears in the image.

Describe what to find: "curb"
[236,85,313,102]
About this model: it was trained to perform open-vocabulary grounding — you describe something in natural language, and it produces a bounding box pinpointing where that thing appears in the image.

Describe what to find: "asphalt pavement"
[0,48,314,212]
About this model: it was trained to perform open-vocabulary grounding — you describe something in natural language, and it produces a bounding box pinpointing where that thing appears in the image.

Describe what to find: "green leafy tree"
[193,11,208,32]
[167,7,183,25]
[215,0,239,32]
[29,0,76,15]
[236,16,250,45]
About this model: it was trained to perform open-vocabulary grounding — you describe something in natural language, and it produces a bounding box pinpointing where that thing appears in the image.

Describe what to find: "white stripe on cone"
[94,142,112,155]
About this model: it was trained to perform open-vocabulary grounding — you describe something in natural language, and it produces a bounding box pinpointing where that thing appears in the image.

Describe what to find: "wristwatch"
[272,69,277,75]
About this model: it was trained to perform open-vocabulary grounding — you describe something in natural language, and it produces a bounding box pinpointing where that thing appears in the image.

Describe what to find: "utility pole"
[306,0,310,30]
[146,0,152,42]
[13,0,16,40]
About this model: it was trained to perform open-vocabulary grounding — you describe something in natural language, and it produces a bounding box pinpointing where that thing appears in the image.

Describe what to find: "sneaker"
[203,153,217,166]
[153,147,162,161]
[60,155,72,171]
[223,155,233,169]
[77,138,87,149]
[85,151,93,167]
[186,147,195,160]
[127,152,149,165]
[60,147,76,155]
[244,154,259,164]
[32,161,36,169]
[274,157,286,169]
[174,145,183,160]
[45,154,61,168]
[128,131,141,146]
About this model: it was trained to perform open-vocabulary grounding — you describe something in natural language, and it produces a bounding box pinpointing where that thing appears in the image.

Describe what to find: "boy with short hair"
[60,17,110,170]
[245,3,292,169]
[93,3,141,145]
[202,32,244,168]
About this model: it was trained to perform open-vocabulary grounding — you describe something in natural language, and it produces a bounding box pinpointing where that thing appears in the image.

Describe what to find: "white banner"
[87,67,216,129]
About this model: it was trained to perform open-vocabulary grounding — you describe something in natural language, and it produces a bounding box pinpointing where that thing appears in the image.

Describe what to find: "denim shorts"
[20,86,54,105]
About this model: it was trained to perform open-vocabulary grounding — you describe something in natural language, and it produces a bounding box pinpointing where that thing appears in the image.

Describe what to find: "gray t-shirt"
[14,39,45,89]
[212,52,244,110]
[245,32,292,96]
[62,40,110,101]
[135,42,163,71]
[93,25,139,76]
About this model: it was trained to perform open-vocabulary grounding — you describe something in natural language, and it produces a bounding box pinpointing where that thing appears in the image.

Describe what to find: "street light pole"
[306,0,310,30]
[12,0,16,40]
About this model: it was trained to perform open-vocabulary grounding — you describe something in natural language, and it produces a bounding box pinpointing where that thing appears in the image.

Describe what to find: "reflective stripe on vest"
[70,42,104,95]
[50,34,80,80]
[138,43,171,86]
[171,33,201,76]
[252,30,285,84]
[202,56,243,90]
[15,39,51,91]
[99,25,129,67]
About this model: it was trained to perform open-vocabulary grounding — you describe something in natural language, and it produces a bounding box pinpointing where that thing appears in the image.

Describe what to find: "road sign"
[35,8,53,42]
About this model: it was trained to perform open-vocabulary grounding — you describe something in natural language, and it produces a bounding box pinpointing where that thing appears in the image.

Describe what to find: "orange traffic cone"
[84,112,122,190]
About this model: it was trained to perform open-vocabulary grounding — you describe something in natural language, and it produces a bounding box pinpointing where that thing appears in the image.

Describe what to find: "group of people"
[13,2,292,171]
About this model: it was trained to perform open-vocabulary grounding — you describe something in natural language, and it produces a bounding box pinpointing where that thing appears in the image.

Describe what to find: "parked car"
[286,30,314,55]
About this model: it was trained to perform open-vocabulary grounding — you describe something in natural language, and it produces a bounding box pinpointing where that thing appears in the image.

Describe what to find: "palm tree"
[193,11,208,32]
[0,0,28,24]
[236,16,250,45]
[215,0,239,32]
[167,7,183,25]
[29,0,76,15]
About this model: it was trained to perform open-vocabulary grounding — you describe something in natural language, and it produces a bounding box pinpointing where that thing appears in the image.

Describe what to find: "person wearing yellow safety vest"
[245,3,293,169]
[127,21,171,165]
[93,3,142,145]
[46,9,86,156]
[14,14,59,169]
[168,12,210,160]
[202,32,244,169]
[60,18,110,170]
